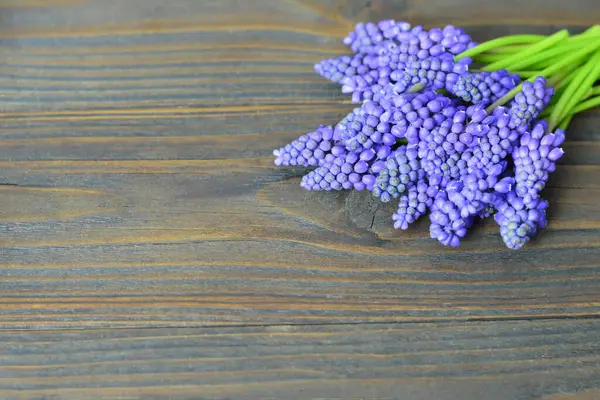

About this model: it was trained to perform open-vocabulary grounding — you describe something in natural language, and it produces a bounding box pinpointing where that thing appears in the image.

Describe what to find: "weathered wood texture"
[1,320,600,399]
[1,0,600,330]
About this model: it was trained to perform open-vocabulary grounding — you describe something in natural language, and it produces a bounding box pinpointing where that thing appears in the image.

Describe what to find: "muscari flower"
[273,125,338,167]
[344,21,476,57]
[392,54,472,94]
[392,179,436,230]
[300,149,378,192]
[451,69,520,105]
[513,121,565,206]
[429,189,475,247]
[314,53,379,85]
[417,104,469,179]
[372,145,425,202]
[509,77,554,130]
[494,190,549,249]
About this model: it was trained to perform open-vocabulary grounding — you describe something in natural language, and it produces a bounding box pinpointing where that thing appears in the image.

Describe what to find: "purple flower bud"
[354,182,366,191]
[553,131,566,146]
[427,99,443,112]
[392,125,408,139]
[459,132,474,145]
[494,177,514,193]
[362,174,376,186]
[548,147,564,161]
[319,141,332,151]
[469,108,487,124]
[360,148,376,161]
[486,163,505,177]
[447,180,464,192]
[332,145,346,157]
[354,160,369,173]
[348,173,360,183]
[374,133,390,146]
[377,146,392,159]
[540,134,555,147]
[371,160,386,173]
[341,83,355,94]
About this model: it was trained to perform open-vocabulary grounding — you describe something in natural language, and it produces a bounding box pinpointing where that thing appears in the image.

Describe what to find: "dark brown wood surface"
[1,320,600,400]
[1,0,599,398]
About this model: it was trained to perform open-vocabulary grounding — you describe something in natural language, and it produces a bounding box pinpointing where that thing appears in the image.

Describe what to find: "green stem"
[541,86,600,119]
[505,36,597,71]
[569,95,600,115]
[547,69,570,87]
[472,53,505,63]
[539,107,553,119]
[511,70,541,78]
[407,83,426,94]
[561,54,600,117]
[475,28,599,68]
[558,115,572,131]
[486,44,530,54]
[455,34,546,60]
[481,29,569,71]
[485,40,600,112]
[530,40,600,79]
[534,46,599,70]
[485,26,598,55]
[574,24,600,37]
[549,50,600,130]
[552,70,577,92]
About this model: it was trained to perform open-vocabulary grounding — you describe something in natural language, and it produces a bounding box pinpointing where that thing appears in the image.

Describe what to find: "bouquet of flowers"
[272,21,600,249]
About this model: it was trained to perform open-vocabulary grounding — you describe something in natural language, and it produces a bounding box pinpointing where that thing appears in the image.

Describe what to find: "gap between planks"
[3,314,600,333]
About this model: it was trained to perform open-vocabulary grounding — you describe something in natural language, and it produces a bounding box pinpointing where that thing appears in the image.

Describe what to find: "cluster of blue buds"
[271,20,598,249]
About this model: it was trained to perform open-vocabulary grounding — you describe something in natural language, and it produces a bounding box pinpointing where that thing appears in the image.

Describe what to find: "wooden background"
[1,0,599,398]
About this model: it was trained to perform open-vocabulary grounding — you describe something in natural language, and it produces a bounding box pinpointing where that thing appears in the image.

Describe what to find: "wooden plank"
[0,0,600,329]
[1,320,600,399]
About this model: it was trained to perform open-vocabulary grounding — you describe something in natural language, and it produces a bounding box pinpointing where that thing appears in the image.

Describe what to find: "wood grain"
[1,0,600,331]
[1,320,600,399]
